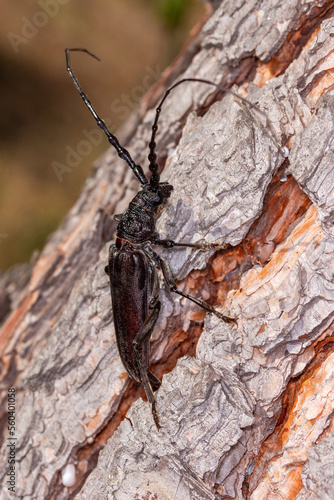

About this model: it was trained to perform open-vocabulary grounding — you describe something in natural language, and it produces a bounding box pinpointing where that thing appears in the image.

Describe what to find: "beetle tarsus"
[152,403,161,431]
[156,238,225,251]
[213,311,237,324]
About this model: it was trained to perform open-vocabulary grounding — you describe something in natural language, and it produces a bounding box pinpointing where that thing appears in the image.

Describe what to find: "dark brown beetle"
[66,48,248,429]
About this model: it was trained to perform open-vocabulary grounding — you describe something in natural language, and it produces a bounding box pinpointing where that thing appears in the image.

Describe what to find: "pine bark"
[1,1,334,499]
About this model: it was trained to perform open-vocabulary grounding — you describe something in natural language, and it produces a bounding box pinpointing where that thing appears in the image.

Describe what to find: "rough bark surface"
[1,1,334,499]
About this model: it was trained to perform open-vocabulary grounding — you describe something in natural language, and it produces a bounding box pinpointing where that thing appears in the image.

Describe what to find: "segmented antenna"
[66,49,285,191]
[148,78,285,189]
[65,48,148,185]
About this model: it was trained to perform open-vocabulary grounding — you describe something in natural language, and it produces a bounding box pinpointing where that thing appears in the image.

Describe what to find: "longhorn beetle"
[66,48,271,429]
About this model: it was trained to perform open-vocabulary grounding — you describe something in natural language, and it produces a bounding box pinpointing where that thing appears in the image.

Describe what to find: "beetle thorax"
[116,204,157,243]
[115,183,173,243]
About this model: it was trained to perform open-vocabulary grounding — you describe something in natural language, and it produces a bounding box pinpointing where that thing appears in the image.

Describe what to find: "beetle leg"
[159,257,236,324]
[155,238,226,251]
[133,300,162,430]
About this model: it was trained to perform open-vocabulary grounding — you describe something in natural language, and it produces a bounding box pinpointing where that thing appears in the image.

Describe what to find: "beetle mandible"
[65,48,263,429]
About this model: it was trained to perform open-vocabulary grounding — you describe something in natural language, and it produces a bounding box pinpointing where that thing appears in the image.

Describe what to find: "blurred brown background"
[0,0,205,270]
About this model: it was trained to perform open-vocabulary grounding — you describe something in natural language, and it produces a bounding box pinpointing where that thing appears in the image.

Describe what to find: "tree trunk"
[1,1,334,499]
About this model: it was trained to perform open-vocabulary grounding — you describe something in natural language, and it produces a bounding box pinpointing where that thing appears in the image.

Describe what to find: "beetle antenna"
[148,78,286,189]
[65,48,148,185]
